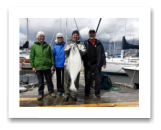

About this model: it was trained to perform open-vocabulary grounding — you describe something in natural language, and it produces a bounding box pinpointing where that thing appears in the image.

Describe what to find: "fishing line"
[129,65,139,87]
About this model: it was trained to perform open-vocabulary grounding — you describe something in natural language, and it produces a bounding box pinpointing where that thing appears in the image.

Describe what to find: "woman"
[30,31,56,100]
[52,33,66,96]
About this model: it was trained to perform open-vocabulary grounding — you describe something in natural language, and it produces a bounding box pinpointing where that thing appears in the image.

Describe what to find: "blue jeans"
[36,69,54,96]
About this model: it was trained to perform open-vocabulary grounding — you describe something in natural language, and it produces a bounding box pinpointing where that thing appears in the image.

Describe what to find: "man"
[64,30,86,101]
[82,29,106,99]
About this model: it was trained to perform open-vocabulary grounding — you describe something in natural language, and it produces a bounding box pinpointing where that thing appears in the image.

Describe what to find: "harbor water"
[20,69,132,86]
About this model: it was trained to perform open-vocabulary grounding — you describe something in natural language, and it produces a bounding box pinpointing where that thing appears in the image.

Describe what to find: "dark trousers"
[36,69,54,96]
[85,65,101,95]
[55,67,64,93]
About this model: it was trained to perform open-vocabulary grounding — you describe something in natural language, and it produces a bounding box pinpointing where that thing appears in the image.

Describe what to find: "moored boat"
[122,66,139,88]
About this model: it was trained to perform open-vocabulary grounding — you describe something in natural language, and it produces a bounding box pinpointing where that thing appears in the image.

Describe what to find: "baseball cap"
[89,29,96,33]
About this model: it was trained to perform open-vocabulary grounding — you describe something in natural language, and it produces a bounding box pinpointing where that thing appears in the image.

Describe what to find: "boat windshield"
[20,51,27,54]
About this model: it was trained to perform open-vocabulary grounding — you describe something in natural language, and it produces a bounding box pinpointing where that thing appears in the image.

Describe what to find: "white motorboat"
[122,66,139,88]
[19,50,30,59]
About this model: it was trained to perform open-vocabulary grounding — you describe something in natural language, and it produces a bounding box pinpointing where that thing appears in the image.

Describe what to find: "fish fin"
[70,81,77,92]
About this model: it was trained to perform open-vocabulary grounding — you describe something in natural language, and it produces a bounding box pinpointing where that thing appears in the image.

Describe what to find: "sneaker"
[62,93,65,96]
[50,93,56,98]
[37,95,43,100]
[85,94,89,99]
[57,92,61,96]
[71,96,77,101]
[95,94,101,99]
[63,95,69,101]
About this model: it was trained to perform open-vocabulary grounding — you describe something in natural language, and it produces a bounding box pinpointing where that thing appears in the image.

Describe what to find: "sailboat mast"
[26,18,29,54]
[35,32,36,41]
[74,18,83,42]
[124,18,127,37]
[121,18,127,60]
[60,18,61,32]
[26,18,29,41]
[66,18,67,43]
[113,40,115,57]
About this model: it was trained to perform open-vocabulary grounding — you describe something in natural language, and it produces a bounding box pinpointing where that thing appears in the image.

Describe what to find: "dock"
[20,71,139,107]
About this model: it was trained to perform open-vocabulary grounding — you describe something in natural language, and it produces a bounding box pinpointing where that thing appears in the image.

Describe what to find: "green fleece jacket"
[30,42,54,70]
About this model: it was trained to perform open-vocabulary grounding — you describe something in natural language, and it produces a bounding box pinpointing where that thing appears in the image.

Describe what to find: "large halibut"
[66,44,82,92]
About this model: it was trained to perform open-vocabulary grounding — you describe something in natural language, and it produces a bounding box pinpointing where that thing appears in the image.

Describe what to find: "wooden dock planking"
[20,98,37,101]
[20,98,139,107]
[36,102,139,107]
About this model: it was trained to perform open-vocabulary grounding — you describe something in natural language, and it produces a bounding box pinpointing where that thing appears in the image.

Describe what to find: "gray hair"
[36,31,45,40]
[55,33,65,43]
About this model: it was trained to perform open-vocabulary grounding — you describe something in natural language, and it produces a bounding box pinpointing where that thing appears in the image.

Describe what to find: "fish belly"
[67,49,81,91]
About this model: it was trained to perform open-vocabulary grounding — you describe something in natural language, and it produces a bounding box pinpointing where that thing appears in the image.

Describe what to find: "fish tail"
[70,81,77,92]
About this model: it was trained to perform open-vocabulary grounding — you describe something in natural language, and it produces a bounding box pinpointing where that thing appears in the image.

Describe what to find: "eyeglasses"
[57,37,63,39]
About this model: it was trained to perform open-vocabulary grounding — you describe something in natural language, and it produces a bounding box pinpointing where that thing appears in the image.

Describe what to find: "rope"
[101,85,121,92]
[130,65,139,86]
[110,85,121,91]
[58,96,65,105]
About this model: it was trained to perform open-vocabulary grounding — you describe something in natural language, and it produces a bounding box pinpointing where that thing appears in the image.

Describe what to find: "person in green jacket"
[30,31,56,100]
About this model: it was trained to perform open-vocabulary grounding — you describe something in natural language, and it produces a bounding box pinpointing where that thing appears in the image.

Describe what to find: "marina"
[19,18,139,107]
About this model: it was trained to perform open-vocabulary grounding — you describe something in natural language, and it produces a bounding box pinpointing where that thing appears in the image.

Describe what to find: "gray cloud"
[20,18,139,49]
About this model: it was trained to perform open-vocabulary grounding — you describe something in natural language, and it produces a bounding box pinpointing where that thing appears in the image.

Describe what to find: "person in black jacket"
[82,29,106,99]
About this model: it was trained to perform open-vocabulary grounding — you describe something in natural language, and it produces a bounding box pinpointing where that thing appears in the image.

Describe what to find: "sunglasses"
[57,37,63,39]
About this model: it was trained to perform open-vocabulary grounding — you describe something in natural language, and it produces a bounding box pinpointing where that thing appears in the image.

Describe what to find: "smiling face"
[72,33,79,41]
[57,35,63,43]
[89,32,96,40]
[38,35,45,43]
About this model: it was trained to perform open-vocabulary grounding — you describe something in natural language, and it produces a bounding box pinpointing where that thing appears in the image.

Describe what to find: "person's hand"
[103,65,106,69]
[51,66,54,71]
[32,68,36,72]
[70,43,75,47]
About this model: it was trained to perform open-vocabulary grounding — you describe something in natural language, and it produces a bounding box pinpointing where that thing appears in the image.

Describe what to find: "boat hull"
[122,68,139,84]
[19,59,30,63]
[19,63,32,69]
[102,59,139,75]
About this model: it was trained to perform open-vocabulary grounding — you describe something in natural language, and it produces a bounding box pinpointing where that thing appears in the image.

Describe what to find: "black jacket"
[82,39,106,68]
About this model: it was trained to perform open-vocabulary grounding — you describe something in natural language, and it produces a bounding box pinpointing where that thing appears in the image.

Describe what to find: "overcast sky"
[19,18,139,49]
